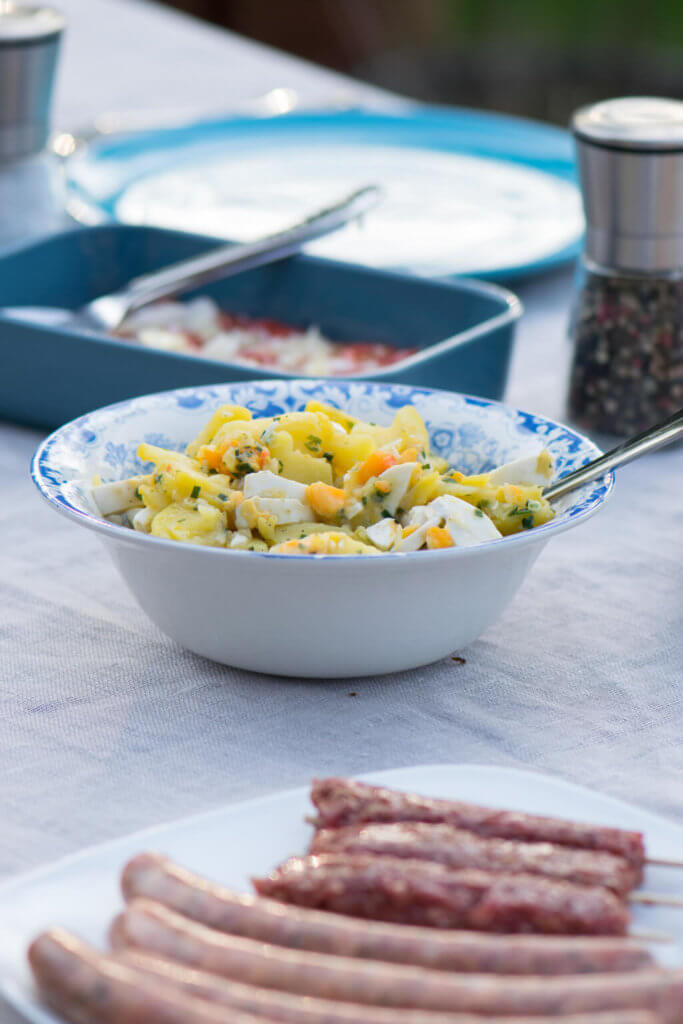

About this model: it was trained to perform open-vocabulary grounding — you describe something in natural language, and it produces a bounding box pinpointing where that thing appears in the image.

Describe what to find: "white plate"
[1,763,682,1023]
[115,143,583,278]
[64,107,584,280]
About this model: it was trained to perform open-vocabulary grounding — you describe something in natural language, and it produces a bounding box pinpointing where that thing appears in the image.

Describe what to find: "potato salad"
[92,402,555,555]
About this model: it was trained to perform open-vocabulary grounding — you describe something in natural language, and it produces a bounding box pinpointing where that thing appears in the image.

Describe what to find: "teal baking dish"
[0,225,522,430]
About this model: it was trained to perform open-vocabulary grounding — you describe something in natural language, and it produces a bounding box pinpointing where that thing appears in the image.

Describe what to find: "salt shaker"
[567,97,683,436]
[0,3,67,246]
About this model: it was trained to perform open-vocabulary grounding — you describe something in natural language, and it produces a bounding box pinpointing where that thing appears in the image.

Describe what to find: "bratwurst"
[120,949,663,1024]
[111,900,683,1021]
[28,928,270,1024]
[121,852,652,975]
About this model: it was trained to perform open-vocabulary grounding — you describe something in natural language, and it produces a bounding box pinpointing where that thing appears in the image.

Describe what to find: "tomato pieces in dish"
[117,297,416,377]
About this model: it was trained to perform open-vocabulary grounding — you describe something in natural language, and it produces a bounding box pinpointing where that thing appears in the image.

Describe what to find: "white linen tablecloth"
[0,10,681,1018]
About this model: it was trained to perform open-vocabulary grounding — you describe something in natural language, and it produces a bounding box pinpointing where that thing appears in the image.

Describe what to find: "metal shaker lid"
[573,97,683,152]
[0,5,65,44]
[0,4,65,163]
[571,97,683,272]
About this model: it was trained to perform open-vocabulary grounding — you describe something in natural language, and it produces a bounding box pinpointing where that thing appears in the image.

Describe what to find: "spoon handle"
[121,185,381,315]
[543,409,683,502]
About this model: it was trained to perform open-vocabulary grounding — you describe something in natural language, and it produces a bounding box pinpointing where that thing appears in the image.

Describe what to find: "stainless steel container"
[0,3,65,163]
[572,97,683,275]
[568,97,683,436]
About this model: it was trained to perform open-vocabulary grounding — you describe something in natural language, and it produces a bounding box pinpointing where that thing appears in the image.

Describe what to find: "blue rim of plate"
[64,104,583,283]
[31,379,612,562]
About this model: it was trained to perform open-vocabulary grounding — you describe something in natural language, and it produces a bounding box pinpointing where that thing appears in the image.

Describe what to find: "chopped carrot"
[306,481,346,519]
[258,449,270,469]
[197,442,229,471]
[357,450,398,485]
[426,526,454,549]
[401,524,419,538]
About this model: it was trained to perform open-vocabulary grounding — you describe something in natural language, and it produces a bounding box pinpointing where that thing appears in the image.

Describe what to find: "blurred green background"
[159,0,683,124]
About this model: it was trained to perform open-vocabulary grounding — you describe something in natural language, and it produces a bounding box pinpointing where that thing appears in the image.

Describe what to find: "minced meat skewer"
[254,854,631,935]
[310,823,640,895]
[310,779,646,875]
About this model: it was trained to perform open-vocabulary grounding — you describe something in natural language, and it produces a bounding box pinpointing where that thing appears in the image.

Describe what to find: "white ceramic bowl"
[32,380,612,678]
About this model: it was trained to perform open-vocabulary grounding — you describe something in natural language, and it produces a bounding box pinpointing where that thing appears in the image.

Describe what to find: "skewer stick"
[630,929,673,943]
[630,892,683,908]
[647,856,683,869]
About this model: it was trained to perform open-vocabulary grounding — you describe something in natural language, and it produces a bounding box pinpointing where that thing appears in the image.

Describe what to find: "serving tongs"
[3,185,381,334]
[544,409,683,502]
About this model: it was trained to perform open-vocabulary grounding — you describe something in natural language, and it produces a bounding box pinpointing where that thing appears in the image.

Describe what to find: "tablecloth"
[0,7,681,1020]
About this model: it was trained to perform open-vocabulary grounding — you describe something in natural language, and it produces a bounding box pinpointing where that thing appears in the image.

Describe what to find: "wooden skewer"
[630,892,683,908]
[630,929,673,943]
[646,856,683,869]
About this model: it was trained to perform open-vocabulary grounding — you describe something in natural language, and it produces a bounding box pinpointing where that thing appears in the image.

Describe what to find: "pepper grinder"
[567,97,683,436]
[0,3,67,245]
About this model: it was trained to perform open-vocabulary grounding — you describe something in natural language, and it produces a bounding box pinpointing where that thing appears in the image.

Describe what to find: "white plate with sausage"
[1,763,683,1023]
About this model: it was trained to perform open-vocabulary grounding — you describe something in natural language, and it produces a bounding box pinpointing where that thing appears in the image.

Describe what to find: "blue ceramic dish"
[0,224,521,430]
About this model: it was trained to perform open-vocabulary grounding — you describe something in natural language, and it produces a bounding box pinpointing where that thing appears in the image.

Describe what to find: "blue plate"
[65,106,583,282]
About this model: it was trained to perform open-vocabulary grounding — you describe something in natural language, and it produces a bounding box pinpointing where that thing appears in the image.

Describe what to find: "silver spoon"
[544,408,683,502]
[3,185,381,334]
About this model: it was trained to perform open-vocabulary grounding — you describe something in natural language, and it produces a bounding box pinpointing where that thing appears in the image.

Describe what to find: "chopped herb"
[381,509,392,518]
[277,459,284,473]
[421,463,431,470]
[521,515,534,530]
[208,468,218,475]
[323,452,334,463]
[369,421,376,426]
[478,498,489,508]
[305,435,322,452]
[396,506,404,516]
[218,493,228,502]
[345,420,354,430]
[361,495,368,506]
[134,487,142,501]
[509,502,532,516]
[154,473,162,485]
[190,485,201,499]
[474,508,484,517]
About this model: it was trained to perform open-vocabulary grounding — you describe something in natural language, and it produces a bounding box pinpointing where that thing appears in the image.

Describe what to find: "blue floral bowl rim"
[31,379,613,563]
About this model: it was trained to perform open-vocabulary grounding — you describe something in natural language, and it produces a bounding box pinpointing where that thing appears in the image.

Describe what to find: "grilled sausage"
[121,852,652,975]
[310,824,640,895]
[27,928,270,1024]
[110,900,683,1021]
[120,950,662,1024]
[310,779,645,875]
[254,854,631,935]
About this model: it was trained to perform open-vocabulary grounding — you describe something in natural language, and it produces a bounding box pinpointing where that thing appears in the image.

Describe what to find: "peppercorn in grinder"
[568,97,683,436]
